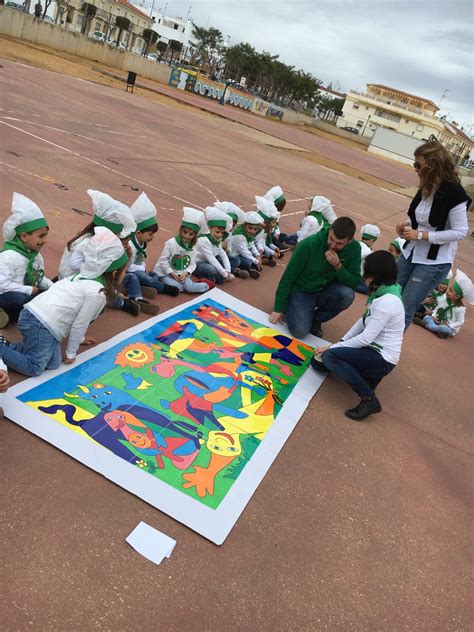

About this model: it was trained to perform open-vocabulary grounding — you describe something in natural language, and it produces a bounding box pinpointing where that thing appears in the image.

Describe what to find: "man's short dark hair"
[364,251,398,286]
[331,217,356,240]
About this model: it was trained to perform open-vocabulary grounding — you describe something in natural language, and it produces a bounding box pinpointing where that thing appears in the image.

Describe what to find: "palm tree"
[115,16,131,48]
[168,39,183,64]
[80,2,97,36]
[142,29,158,56]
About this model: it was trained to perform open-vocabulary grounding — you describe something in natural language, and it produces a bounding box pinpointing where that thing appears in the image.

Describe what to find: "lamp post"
[219,79,239,106]
[362,114,371,136]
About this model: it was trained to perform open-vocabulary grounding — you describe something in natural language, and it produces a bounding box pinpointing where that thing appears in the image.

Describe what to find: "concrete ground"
[0,59,472,631]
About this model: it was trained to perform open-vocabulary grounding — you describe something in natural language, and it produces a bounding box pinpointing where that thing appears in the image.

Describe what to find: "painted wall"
[368,127,421,165]
[0,7,171,85]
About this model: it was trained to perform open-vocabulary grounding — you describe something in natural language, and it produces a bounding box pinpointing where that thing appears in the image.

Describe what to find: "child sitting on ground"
[356,223,381,294]
[228,211,264,279]
[255,196,282,267]
[0,193,53,329]
[415,269,473,338]
[128,192,179,298]
[154,208,213,293]
[279,196,337,248]
[388,237,405,260]
[194,207,234,284]
[414,271,451,319]
[263,185,288,250]
[0,227,128,376]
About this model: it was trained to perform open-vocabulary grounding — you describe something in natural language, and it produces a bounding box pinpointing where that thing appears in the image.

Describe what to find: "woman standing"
[312,251,405,421]
[396,140,470,329]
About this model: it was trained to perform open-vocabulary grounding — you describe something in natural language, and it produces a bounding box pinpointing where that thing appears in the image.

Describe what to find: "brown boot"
[137,299,160,316]
[233,268,250,279]
[140,286,158,300]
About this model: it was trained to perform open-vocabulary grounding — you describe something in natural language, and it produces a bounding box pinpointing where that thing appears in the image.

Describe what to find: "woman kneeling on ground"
[311,250,405,421]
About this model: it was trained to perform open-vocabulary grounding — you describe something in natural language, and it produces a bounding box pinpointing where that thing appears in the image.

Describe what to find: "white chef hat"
[255,195,278,220]
[310,196,337,223]
[3,193,48,242]
[80,227,127,278]
[243,211,264,226]
[390,237,406,254]
[453,269,474,305]
[130,192,158,232]
[361,224,381,240]
[264,185,285,205]
[204,206,229,228]
[181,207,204,233]
[214,201,244,224]
[87,190,136,238]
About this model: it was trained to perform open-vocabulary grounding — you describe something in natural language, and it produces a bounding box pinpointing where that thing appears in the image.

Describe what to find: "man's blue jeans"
[397,251,451,329]
[321,346,395,398]
[0,291,34,322]
[286,283,355,338]
[131,270,165,293]
[0,309,61,376]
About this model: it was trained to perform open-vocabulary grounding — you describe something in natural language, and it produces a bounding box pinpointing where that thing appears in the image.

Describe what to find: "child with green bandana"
[194,206,234,284]
[0,193,52,329]
[278,196,336,248]
[227,211,264,279]
[388,237,405,260]
[418,269,472,338]
[254,195,281,267]
[154,207,213,293]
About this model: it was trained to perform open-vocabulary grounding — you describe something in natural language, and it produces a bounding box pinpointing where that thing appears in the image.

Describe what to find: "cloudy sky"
[136,0,473,130]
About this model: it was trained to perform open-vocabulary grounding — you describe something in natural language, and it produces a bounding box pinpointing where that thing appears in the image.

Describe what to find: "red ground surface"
[0,60,472,630]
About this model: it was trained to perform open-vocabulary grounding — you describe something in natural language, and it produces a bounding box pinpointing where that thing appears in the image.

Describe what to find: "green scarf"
[1,235,44,286]
[233,224,257,243]
[435,298,457,323]
[131,233,147,264]
[308,211,329,228]
[363,283,402,321]
[205,233,222,247]
[175,234,193,251]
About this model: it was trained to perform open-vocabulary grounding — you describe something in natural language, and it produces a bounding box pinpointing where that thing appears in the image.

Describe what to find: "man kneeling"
[269,217,361,338]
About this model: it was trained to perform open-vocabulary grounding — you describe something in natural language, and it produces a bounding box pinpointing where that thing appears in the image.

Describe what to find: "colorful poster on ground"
[4,289,324,544]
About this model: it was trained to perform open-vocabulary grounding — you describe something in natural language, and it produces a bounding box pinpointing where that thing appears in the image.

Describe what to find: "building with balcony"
[338,84,473,164]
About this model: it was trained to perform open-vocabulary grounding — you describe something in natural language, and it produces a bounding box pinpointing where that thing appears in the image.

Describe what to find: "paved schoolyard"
[0,59,472,630]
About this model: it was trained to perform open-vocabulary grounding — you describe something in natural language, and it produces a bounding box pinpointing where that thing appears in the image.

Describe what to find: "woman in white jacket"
[312,251,405,421]
[0,228,128,377]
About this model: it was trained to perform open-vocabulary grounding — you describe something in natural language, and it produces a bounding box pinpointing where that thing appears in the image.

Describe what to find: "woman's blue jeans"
[0,309,61,376]
[286,283,355,338]
[321,346,395,398]
[397,251,451,329]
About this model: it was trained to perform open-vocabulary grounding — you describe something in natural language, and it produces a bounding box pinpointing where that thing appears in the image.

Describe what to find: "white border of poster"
[4,288,324,544]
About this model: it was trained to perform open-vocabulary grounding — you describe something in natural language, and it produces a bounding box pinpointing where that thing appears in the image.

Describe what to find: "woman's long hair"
[101,263,128,304]
[415,140,460,197]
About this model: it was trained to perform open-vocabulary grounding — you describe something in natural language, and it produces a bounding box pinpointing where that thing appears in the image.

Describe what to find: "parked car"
[6,1,24,10]
[90,31,107,43]
[342,126,360,135]
[43,15,55,23]
[173,62,199,77]
[147,53,159,61]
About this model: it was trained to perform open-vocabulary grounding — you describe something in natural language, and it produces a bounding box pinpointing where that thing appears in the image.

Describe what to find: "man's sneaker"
[140,286,158,300]
[310,319,323,338]
[137,299,160,316]
[412,316,426,328]
[0,309,9,329]
[233,268,249,279]
[162,284,180,297]
[345,395,382,421]
[121,298,140,317]
[248,269,261,279]
[262,257,276,267]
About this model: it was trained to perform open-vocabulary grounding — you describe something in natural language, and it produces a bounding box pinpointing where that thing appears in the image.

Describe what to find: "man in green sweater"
[269,217,361,338]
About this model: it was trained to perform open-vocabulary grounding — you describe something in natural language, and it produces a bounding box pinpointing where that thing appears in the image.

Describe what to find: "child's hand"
[0,370,10,393]
[274,248,281,258]
[64,357,76,365]
[31,286,40,296]
[80,337,97,346]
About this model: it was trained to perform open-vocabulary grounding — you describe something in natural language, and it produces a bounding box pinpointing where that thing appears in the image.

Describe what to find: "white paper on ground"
[126,521,176,565]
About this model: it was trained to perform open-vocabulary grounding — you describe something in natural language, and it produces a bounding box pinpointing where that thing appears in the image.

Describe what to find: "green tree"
[191,23,223,74]
[80,2,97,36]
[115,16,131,48]
[168,39,183,63]
[156,40,167,60]
[142,29,158,56]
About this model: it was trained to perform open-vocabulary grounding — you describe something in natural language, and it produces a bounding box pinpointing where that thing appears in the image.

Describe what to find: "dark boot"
[140,286,158,300]
[249,269,261,279]
[162,284,180,297]
[121,298,140,317]
[345,395,382,421]
[137,299,160,316]
[310,357,329,373]
[310,319,322,338]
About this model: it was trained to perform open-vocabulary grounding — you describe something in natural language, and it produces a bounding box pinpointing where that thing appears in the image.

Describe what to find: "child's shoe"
[262,257,276,267]
[121,298,140,317]
[233,268,249,279]
[0,309,9,329]
[162,284,180,297]
[225,273,235,282]
[436,331,450,339]
[200,279,216,291]
[137,299,160,316]
[140,286,158,300]
[249,269,261,279]
[412,316,426,328]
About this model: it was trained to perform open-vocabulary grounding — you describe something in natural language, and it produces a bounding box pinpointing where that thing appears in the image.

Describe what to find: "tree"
[156,40,167,60]
[115,16,131,47]
[42,0,53,19]
[142,28,158,56]
[80,2,97,36]
[191,23,223,74]
[168,39,183,63]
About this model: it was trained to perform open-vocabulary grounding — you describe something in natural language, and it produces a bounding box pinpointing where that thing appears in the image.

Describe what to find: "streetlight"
[219,79,240,105]
[362,114,371,136]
